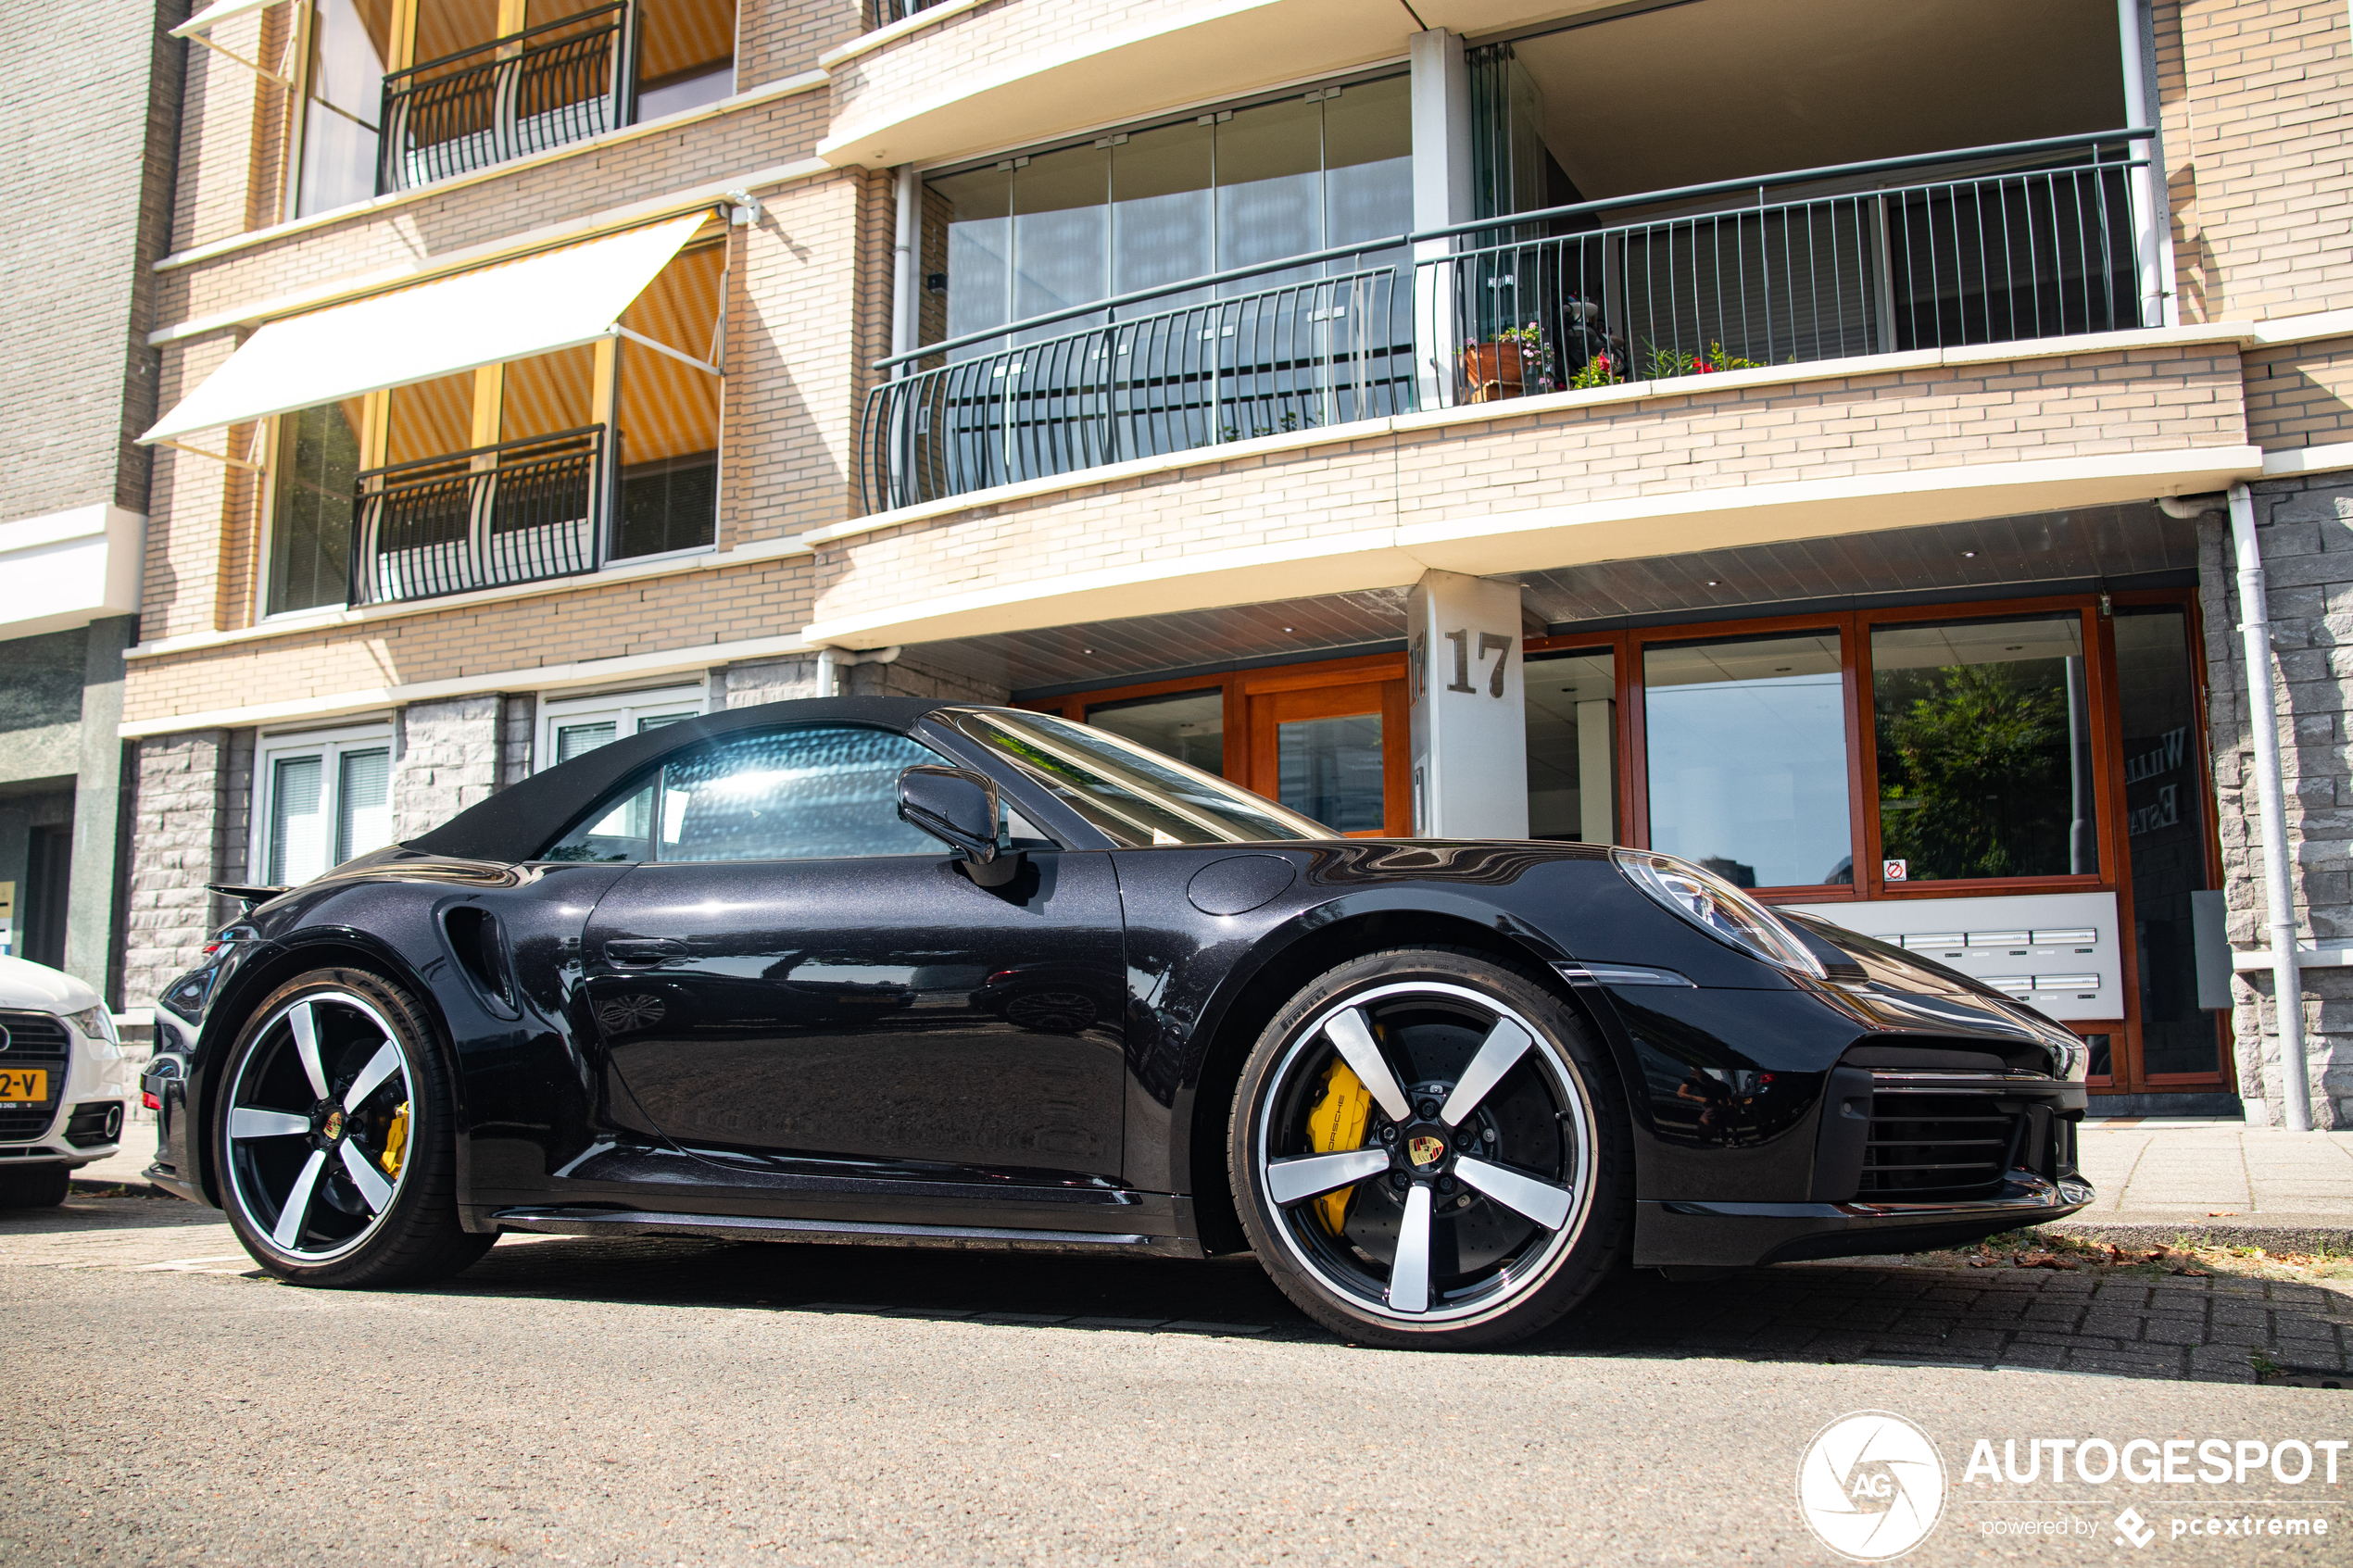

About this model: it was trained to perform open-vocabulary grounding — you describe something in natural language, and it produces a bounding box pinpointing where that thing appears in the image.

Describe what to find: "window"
[538,684,705,772]
[1086,689,1224,773]
[543,725,950,862]
[1642,631,1852,889]
[925,74,1411,355]
[270,240,722,614]
[1524,647,1617,843]
[256,725,396,885]
[963,710,1326,847]
[1869,614,2097,883]
[267,399,364,614]
[2112,607,2220,1077]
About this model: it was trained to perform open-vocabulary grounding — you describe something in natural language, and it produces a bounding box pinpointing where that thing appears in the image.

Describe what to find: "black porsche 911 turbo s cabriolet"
[143,696,2091,1348]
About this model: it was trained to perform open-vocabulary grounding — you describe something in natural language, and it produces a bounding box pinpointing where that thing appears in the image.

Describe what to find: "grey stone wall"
[497,695,536,789]
[124,729,232,1009]
[392,696,502,842]
[840,652,1012,704]
[722,656,823,708]
[2198,474,2353,1127]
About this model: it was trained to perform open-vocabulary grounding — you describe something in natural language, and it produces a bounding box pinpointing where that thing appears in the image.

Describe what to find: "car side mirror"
[898,764,1021,887]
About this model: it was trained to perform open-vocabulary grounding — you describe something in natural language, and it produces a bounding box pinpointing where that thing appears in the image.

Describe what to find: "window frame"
[251,720,398,885]
[536,682,709,775]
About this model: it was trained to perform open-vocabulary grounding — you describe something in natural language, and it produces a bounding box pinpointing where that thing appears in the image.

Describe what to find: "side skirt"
[490,1205,1206,1259]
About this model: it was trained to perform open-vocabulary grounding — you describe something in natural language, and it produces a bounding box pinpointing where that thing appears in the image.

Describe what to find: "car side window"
[542,725,956,863]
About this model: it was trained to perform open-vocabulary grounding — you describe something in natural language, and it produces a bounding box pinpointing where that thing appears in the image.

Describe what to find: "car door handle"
[605,938,688,967]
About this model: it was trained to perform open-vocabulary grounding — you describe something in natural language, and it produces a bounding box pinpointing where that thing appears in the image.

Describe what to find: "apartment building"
[0,4,181,994]
[118,0,2353,1124]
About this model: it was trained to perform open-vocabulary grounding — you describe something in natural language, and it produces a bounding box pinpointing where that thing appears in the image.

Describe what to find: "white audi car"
[0,955,133,1207]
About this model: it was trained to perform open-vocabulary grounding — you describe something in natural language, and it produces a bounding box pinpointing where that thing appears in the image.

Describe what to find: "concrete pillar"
[66,614,132,1004]
[1409,29,1471,410]
[1407,571,1528,839]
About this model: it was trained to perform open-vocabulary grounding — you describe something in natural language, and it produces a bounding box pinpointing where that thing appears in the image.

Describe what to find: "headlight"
[1612,849,1826,979]
[65,1005,120,1046]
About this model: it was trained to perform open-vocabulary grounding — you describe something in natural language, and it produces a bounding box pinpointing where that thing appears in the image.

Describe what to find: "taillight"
[142,1091,161,1110]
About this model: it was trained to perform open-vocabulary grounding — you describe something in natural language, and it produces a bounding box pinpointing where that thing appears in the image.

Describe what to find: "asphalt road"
[6,1194,2348,1566]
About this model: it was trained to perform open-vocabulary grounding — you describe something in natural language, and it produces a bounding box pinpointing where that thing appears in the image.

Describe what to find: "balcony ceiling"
[1514,504,2197,631]
[922,589,1415,699]
[1506,0,2128,199]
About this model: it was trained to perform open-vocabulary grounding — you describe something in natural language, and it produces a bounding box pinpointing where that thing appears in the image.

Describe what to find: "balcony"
[349,429,604,607]
[377,5,629,195]
[863,132,2148,512]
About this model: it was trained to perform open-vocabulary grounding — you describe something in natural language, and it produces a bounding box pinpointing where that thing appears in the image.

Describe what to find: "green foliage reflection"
[1875,660,2075,881]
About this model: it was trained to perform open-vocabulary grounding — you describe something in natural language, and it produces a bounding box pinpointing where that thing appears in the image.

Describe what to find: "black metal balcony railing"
[349,429,603,606]
[377,4,628,194]
[867,266,1414,509]
[862,131,2150,510]
[874,0,951,23]
[1452,138,2144,397]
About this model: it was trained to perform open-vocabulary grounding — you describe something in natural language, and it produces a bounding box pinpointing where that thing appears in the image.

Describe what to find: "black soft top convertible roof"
[404,696,958,863]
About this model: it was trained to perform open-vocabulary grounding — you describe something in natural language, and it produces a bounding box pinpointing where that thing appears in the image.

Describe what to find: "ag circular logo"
[1795,1411,1945,1561]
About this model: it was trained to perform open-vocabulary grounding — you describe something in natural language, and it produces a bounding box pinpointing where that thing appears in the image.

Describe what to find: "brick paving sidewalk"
[1548,1261,2351,1385]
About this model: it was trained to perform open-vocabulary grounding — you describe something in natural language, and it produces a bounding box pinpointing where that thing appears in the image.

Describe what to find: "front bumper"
[1637,1170,2095,1268]
[1635,1066,2090,1268]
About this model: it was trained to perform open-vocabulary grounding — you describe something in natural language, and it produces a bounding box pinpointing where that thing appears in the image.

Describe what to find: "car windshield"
[951,710,1331,846]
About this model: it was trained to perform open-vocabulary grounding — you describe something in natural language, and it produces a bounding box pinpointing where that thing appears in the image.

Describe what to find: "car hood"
[0,954,100,1012]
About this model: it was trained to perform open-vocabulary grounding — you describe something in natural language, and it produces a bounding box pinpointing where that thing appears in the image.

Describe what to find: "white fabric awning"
[170,0,278,40]
[142,214,711,446]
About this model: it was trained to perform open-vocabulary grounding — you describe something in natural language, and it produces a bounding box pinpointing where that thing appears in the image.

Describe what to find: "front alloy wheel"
[1233,949,1629,1348]
[216,969,491,1286]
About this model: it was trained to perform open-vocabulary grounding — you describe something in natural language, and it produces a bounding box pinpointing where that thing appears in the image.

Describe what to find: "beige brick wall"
[741,0,865,86]
[2245,335,2353,450]
[122,554,816,727]
[158,92,827,330]
[2160,0,2353,322]
[828,0,1202,128]
[812,345,2252,625]
[714,170,878,547]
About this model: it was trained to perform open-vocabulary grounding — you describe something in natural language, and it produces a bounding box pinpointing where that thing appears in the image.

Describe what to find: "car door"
[573,721,1128,1185]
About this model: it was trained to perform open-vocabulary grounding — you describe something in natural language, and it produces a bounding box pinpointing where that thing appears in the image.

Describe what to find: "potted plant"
[1461,321,1546,403]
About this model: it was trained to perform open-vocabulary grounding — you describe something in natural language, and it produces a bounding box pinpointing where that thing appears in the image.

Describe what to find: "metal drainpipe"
[891,165,918,370]
[2228,481,2313,1130]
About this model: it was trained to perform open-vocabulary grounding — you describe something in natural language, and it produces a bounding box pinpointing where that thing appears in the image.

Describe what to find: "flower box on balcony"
[1459,343,1529,404]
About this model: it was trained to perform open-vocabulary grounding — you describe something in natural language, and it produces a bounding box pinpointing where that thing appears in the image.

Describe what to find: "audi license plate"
[0,1068,48,1107]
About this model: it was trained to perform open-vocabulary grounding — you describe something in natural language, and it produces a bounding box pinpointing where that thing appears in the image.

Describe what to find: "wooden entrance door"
[1241,661,1411,837]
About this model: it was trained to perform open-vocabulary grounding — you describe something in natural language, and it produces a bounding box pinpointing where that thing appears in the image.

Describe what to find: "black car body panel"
[144,696,2092,1269]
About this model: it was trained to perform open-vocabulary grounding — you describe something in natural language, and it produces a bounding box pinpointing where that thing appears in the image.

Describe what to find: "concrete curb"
[2043,1217,2353,1254]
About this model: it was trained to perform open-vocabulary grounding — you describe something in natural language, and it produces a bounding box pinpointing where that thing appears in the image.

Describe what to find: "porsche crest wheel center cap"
[321,1109,346,1142]
[1405,1133,1446,1169]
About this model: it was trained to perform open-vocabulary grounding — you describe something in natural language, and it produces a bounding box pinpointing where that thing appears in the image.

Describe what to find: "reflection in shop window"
[1871,615,2097,882]
[1087,689,1224,774]
[1525,648,1617,843]
[1643,633,1851,888]
[1278,713,1384,833]
[2113,608,2221,1076]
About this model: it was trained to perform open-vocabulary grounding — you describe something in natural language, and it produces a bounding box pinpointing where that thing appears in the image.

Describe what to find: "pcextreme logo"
[1796,1411,1948,1562]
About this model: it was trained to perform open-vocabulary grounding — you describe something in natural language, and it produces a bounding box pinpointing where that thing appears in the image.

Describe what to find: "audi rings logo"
[1796,1411,1947,1561]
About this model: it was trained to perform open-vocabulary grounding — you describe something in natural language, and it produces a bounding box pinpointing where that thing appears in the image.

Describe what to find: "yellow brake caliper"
[1303,1058,1374,1235]
[381,1102,410,1179]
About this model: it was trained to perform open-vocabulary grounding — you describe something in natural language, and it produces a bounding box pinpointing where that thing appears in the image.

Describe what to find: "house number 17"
[1442,629,1513,697]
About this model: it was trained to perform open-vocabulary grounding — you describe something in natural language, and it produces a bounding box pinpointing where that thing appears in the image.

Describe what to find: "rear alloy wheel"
[215,969,491,1286]
[1231,948,1630,1348]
